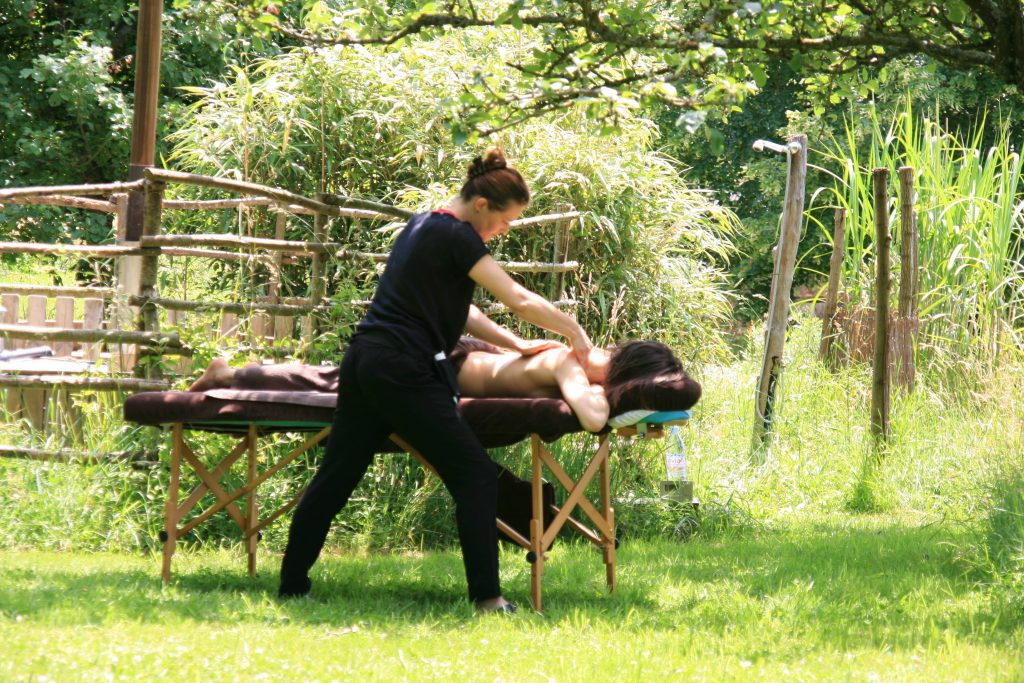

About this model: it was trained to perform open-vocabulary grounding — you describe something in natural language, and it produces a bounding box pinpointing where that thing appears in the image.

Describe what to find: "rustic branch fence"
[0,171,580,457]
[815,166,920,446]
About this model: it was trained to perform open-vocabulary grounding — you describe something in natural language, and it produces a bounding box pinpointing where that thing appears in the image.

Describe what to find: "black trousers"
[279,340,501,602]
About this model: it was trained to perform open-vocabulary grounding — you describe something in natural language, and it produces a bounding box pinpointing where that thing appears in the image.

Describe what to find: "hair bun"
[467,146,508,180]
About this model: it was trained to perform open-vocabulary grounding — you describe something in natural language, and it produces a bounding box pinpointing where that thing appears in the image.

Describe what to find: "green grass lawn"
[2,316,1023,680]
[2,514,1021,681]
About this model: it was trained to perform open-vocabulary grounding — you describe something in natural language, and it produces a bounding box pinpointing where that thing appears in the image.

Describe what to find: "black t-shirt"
[353,211,490,356]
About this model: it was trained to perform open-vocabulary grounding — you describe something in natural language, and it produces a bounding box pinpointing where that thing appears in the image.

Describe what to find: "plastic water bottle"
[665,425,688,481]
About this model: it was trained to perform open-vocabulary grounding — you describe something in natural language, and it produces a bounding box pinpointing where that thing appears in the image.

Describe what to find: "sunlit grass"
[1,516,1021,681]
[2,314,1023,678]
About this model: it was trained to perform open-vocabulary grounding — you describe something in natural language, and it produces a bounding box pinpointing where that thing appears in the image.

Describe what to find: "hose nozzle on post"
[752,139,803,155]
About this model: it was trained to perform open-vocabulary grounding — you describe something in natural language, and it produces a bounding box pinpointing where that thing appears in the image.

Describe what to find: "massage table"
[124,375,698,611]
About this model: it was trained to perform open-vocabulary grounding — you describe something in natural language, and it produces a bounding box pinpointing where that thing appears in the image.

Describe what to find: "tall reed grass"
[812,99,1024,375]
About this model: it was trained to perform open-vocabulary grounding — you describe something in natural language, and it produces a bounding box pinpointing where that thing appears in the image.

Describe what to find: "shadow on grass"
[0,521,1014,649]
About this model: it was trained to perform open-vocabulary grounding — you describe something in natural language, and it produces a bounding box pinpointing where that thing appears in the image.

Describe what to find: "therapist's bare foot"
[475,596,518,614]
[189,358,235,392]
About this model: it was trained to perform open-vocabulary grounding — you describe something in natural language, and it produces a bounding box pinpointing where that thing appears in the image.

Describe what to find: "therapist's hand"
[515,338,566,356]
[568,332,595,372]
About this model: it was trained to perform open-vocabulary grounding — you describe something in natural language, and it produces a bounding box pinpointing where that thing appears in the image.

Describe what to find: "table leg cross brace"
[529,433,615,612]
[161,423,331,582]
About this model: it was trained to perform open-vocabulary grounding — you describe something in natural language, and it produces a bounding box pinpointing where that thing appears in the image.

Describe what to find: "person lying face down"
[189,336,700,434]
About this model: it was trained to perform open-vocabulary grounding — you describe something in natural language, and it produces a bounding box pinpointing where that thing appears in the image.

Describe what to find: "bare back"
[457,349,563,398]
[457,348,609,432]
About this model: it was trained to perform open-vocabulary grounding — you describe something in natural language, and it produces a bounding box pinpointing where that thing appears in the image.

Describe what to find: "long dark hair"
[459,146,530,210]
[603,340,688,406]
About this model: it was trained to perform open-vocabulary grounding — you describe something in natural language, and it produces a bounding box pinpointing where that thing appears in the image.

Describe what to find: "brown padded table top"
[124,391,582,449]
[124,369,700,448]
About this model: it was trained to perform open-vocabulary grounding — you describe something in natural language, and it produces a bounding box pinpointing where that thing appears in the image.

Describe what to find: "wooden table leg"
[246,425,258,576]
[530,434,545,612]
[599,436,616,592]
[162,424,183,583]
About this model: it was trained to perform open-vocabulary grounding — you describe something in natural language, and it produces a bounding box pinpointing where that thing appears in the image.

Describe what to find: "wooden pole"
[511,212,582,230]
[0,295,18,351]
[0,195,116,212]
[135,180,164,377]
[752,135,807,451]
[112,192,144,300]
[0,284,115,299]
[897,168,918,317]
[549,205,574,301]
[0,445,158,466]
[819,208,847,367]
[870,168,892,442]
[0,376,169,391]
[269,211,287,339]
[0,180,144,200]
[125,0,164,241]
[145,167,413,220]
[0,325,188,350]
[140,233,338,253]
[126,295,321,317]
[0,242,138,257]
[269,212,287,301]
[306,197,329,344]
[897,167,919,391]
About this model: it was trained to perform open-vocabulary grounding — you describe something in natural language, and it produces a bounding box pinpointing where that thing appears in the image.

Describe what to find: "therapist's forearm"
[505,288,591,352]
[464,305,525,351]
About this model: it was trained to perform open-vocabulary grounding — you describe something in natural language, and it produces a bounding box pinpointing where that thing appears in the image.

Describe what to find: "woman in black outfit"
[278,148,594,612]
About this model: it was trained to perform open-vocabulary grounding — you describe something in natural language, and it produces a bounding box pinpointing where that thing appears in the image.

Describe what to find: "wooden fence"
[815,167,920,444]
[0,171,580,447]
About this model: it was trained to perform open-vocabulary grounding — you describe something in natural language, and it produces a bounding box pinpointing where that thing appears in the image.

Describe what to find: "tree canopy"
[217,0,1024,138]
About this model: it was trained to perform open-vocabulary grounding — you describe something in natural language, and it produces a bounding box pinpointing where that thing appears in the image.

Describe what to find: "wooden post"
[113,192,139,372]
[896,166,919,391]
[125,0,164,241]
[246,424,259,576]
[819,208,847,367]
[134,179,164,379]
[752,135,807,452]
[113,193,141,296]
[23,296,48,430]
[0,295,17,419]
[2,294,20,351]
[530,434,545,613]
[82,298,104,361]
[269,210,287,339]
[163,423,182,583]
[54,297,75,357]
[870,168,892,442]
[549,206,573,301]
[306,197,328,345]
[220,311,239,339]
[274,315,293,344]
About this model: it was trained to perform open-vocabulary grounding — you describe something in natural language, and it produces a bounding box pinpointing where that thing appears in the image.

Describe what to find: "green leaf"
[451,124,468,146]
[304,1,332,30]
[707,127,725,155]
[749,63,767,88]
